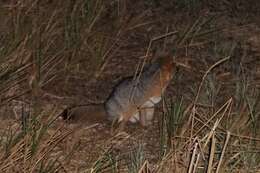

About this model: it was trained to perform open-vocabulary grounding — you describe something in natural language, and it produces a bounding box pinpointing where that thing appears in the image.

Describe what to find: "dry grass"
[0,0,259,172]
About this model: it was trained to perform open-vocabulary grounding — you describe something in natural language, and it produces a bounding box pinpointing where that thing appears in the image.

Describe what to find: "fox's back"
[104,76,150,121]
[105,55,175,122]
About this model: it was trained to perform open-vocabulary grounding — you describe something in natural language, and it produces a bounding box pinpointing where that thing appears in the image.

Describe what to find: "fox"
[60,54,176,130]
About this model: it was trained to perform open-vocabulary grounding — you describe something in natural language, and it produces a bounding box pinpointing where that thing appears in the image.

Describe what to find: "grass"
[126,144,145,173]
[0,110,72,172]
[158,97,185,159]
[90,149,118,173]
[0,0,259,173]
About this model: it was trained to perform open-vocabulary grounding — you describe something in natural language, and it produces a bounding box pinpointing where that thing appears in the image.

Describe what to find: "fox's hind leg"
[129,112,140,123]
[110,115,127,134]
[116,110,137,132]
[118,120,127,132]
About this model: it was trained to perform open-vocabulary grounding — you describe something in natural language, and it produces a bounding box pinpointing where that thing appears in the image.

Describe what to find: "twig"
[194,56,230,104]
[216,131,231,173]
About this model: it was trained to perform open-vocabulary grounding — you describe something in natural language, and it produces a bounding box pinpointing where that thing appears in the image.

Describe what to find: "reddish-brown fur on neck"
[158,55,175,83]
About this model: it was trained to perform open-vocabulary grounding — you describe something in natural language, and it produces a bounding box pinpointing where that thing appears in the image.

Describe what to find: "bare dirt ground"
[0,0,260,172]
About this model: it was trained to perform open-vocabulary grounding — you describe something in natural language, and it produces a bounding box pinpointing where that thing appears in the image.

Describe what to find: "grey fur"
[104,60,168,124]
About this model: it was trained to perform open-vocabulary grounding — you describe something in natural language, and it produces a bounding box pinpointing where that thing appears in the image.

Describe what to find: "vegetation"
[0,0,259,172]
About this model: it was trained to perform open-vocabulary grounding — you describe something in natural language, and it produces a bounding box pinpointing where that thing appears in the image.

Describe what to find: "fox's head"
[156,53,191,73]
[157,54,175,77]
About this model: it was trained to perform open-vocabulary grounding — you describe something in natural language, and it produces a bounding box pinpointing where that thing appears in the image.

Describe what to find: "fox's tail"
[59,103,107,124]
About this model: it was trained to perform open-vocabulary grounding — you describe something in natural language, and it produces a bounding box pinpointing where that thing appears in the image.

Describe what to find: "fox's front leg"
[139,107,154,127]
